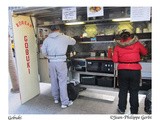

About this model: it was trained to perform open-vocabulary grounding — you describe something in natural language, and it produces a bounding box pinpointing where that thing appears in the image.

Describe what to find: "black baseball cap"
[50,25,60,31]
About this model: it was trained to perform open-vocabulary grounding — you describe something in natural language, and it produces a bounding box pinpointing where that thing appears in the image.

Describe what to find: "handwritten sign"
[131,7,151,22]
[62,7,76,20]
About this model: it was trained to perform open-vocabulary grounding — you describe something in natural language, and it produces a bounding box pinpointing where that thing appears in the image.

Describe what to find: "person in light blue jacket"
[41,25,76,108]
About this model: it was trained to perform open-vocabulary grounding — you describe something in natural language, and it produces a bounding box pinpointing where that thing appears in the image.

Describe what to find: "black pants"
[12,48,15,57]
[118,70,140,114]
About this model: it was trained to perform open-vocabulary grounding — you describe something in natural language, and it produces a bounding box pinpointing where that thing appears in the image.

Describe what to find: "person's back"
[42,32,75,61]
[41,25,76,109]
[112,29,148,114]
[112,36,147,70]
[41,29,75,62]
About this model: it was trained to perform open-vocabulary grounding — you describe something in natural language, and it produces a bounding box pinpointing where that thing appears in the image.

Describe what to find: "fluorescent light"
[112,18,131,22]
[65,21,85,25]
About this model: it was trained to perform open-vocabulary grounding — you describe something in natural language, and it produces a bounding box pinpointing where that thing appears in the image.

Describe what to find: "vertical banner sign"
[62,7,76,20]
[12,15,40,104]
[87,7,104,18]
[131,7,151,22]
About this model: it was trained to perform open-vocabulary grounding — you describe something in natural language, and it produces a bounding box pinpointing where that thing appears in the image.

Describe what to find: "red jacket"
[112,37,148,70]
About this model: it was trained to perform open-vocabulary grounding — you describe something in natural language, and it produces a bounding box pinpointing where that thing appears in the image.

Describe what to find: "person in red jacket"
[112,29,148,114]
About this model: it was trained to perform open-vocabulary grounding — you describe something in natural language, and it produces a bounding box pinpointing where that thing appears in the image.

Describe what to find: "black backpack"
[67,83,80,101]
[144,89,152,114]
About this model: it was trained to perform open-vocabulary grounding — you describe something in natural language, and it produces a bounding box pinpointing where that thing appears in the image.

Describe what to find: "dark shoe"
[117,108,125,114]
[131,112,138,114]
[10,88,19,93]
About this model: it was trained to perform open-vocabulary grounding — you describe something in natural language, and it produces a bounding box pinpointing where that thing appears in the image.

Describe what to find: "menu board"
[131,7,151,22]
[87,6,104,18]
[62,7,77,20]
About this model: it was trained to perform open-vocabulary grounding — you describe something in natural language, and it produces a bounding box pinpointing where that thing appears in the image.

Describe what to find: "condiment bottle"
[107,46,113,59]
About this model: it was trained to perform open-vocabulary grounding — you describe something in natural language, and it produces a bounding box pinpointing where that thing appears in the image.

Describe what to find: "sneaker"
[61,101,73,109]
[54,100,59,104]
[117,108,125,114]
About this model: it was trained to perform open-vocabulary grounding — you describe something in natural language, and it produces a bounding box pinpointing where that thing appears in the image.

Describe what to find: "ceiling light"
[112,18,131,22]
[65,21,85,25]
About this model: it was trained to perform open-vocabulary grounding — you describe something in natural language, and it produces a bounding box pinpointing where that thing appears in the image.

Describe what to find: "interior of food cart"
[9,7,151,114]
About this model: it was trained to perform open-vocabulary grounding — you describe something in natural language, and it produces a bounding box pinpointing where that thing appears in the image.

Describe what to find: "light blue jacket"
[41,32,76,61]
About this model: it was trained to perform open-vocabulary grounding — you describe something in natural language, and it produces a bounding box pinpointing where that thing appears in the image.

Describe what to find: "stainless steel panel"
[140,62,151,79]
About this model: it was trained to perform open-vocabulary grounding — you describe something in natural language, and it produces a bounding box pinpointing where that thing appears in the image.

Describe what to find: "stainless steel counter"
[140,62,151,79]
